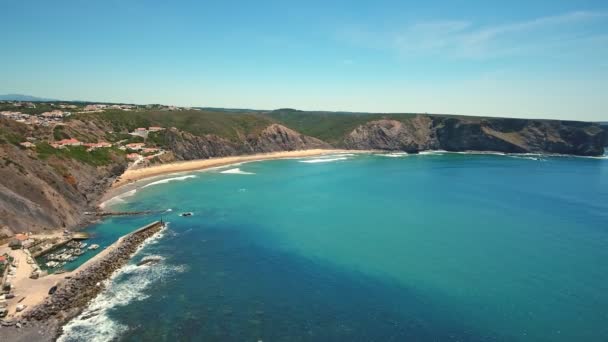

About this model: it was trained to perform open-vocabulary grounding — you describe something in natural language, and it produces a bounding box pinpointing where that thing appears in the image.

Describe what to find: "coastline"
[100,147,607,209]
[103,149,369,203]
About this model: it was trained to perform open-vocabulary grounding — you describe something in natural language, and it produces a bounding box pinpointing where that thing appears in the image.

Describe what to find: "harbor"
[0,220,165,330]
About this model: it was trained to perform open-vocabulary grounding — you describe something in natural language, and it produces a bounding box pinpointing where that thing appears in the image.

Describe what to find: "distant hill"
[0,94,59,102]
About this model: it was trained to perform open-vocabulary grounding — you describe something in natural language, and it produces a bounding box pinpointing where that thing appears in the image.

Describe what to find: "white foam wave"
[507,155,545,161]
[299,157,349,163]
[449,151,507,156]
[142,175,196,188]
[418,150,448,155]
[58,226,181,342]
[99,189,137,209]
[378,152,410,158]
[220,168,255,175]
[319,153,356,158]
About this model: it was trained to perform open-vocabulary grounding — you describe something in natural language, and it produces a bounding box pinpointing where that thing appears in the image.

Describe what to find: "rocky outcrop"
[0,144,126,233]
[343,116,439,152]
[343,116,606,156]
[245,124,331,152]
[163,128,240,160]
[162,124,331,160]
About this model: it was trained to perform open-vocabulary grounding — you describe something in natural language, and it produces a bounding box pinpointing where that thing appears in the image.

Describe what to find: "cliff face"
[343,116,606,156]
[0,117,127,235]
[162,124,331,160]
[0,144,126,234]
[343,116,439,152]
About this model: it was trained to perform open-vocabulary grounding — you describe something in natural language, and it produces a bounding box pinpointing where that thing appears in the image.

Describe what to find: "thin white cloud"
[342,11,608,59]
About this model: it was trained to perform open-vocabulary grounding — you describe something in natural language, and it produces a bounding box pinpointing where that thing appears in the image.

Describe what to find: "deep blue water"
[59,152,608,341]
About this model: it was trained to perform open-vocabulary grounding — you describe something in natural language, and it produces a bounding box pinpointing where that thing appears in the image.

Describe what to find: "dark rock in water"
[137,256,163,267]
[80,308,101,321]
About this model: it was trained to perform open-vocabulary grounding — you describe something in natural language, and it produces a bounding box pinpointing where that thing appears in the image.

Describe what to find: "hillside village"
[0,101,177,166]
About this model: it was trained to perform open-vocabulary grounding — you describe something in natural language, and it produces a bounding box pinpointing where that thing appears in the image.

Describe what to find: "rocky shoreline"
[0,221,164,341]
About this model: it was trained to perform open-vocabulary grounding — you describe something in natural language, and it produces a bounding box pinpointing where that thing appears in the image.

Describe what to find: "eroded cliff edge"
[342,116,606,156]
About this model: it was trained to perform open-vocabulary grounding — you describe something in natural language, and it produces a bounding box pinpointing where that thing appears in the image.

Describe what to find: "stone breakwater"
[24,221,164,326]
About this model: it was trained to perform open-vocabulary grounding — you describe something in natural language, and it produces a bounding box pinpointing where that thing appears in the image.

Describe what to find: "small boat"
[180,212,193,217]
[88,244,100,250]
[73,249,85,256]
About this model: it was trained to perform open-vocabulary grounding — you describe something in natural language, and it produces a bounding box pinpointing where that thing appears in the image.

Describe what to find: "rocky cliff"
[161,124,331,160]
[342,116,606,156]
[0,143,126,234]
[0,118,127,235]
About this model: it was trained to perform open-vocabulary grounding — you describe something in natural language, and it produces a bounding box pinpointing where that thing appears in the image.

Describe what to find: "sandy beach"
[109,149,364,190]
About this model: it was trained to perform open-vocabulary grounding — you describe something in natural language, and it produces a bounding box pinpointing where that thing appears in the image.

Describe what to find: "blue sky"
[1,0,607,120]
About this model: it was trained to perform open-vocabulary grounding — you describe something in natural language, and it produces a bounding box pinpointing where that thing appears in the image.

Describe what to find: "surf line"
[23,221,167,337]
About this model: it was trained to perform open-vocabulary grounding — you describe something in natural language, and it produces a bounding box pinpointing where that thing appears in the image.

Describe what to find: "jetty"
[89,210,157,217]
[21,221,165,324]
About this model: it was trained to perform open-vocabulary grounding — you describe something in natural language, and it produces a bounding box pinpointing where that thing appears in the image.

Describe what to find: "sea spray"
[25,221,167,337]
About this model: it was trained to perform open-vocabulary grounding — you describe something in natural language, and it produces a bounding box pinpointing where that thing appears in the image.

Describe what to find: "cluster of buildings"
[20,136,165,162]
[123,143,162,161]
[40,110,71,119]
[46,139,114,151]
[0,111,68,127]
[128,126,165,138]
[82,104,135,112]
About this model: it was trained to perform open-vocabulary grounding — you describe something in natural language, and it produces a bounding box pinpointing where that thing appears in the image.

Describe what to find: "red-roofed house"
[125,143,145,151]
[127,153,141,161]
[57,138,82,146]
[14,233,28,241]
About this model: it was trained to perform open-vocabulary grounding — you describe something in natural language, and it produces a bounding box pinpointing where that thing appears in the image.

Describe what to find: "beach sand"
[108,149,364,192]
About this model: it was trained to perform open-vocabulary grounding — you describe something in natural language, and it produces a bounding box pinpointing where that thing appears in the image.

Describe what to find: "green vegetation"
[36,143,125,166]
[0,127,24,145]
[53,125,71,140]
[147,131,166,147]
[76,110,275,142]
[266,109,421,143]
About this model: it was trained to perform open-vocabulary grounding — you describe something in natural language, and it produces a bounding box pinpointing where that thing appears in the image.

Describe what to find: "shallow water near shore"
[59,152,608,341]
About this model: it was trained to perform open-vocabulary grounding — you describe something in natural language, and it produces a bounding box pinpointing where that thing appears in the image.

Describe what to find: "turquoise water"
[59,152,608,341]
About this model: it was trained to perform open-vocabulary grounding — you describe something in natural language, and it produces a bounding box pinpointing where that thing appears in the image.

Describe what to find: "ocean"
[58,152,608,341]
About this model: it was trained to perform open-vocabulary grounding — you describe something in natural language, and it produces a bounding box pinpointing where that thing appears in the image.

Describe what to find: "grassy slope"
[75,110,275,141]
[265,109,422,144]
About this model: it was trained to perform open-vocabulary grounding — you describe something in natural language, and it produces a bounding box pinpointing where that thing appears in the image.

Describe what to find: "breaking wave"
[220,168,255,174]
[418,150,448,155]
[58,226,183,342]
[300,157,349,163]
[99,189,137,209]
[142,175,197,188]
[378,152,410,158]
